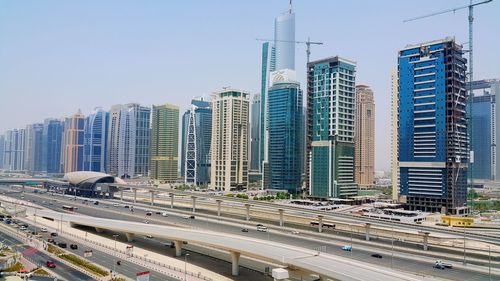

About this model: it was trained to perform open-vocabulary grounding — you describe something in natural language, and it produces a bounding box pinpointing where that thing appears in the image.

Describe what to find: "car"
[113,203,121,207]
[143,220,149,224]
[124,205,129,209]
[257,226,268,232]
[50,232,58,237]
[47,238,56,244]
[58,242,67,248]
[20,226,28,231]
[189,215,195,219]
[342,245,352,251]
[435,260,453,269]
[433,263,445,270]
[241,228,249,232]
[146,212,152,216]
[371,254,383,259]
[145,235,154,239]
[291,230,300,235]
[161,212,168,217]
[40,227,48,232]
[46,261,56,268]
[70,244,78,250]
[93,201,99,205]
[155,211,161,215]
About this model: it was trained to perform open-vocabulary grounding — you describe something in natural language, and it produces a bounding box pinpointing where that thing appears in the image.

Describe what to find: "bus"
[310,221,336,229]
[61,205,76,211]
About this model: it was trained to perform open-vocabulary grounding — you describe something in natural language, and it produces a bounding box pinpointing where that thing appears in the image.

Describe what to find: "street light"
[184,253,190,281]
[113,234,119,277]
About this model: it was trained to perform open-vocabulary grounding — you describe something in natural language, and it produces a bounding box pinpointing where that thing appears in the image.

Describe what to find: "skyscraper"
[391,68,399,201]
[0,135,4,170]
[267,70,303,193]
[470,79,499,181]
[211,89,249,191]
[43,118,64,174]
[151,103,179,182]
[83,108,109,172]
[24,123,44,172]
[307,56,357,198]
[3,128,25,171]
[61,110,85,173]
[249,94,261,172]
[259,42,276,175]
[274,3,295,71]
[107,103,151,178]
[355,85,375,188]
[398,37,468,214]
[181,98,212,185]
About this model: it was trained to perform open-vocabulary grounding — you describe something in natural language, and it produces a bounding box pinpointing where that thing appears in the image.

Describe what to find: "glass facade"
[151,104,179,182]
[43,119,63,173]
[398,38,468,214]
[307,56,357,198]
[83,108,109,172]
[267,82,303,193]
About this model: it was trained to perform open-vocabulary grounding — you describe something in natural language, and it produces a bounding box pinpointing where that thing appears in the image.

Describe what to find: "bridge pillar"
[420,231,430,251]
[230,251,240,276]
[191,196,197,213]
[95,227,104,233]
[125,233,134,242]
[150,191,155,206]
[169,193,174,209]
[174,240,182,257]
[244,204,250,221]
[216,199,222,218]
[133,189,137,204]
[365,223,371,241]
[21,185,25,193]
[318,215,324,233]
[120,189,123,201]
[278,209,284,227]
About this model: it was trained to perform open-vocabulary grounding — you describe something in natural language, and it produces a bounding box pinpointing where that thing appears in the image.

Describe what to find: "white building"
[3,128,25,171]
[210,89,249,191]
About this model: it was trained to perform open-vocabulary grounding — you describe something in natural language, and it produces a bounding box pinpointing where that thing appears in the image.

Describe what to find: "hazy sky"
[1,0,499,171]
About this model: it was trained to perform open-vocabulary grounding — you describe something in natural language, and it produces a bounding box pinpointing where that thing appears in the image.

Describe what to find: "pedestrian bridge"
[31,209,422,281]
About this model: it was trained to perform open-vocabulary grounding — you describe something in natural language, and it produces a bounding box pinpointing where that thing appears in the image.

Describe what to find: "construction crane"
[256,38,323,63]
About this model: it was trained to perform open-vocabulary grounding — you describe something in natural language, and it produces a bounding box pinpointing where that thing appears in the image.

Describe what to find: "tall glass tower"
[24,123,44,172]
[267,70,303,193]
[83,108,109,172]
[307,56,357,198]
[151,104,179,182]
[43,118,64,174]
[181,98,212,185]
[274,5,295,71]
[398,37,468,215]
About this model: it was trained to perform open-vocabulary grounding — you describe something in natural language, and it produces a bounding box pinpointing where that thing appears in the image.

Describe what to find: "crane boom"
[256,38,323,63]
[403,0,492,22]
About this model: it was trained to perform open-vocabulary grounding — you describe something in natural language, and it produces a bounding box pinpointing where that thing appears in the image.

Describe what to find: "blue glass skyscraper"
[24,123,44,172]
[181,98,212,185]
[42,118,64,174]
[267,70,303,193]
[83,108,109,172]
[398,37,468,214]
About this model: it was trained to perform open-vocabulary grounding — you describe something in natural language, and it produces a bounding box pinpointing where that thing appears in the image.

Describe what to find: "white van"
[257,225,268,232]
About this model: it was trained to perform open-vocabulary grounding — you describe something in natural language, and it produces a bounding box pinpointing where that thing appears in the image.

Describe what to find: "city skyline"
[1,1,499,171]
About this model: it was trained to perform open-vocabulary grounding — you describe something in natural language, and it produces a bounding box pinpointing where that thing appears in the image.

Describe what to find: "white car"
[143,220,150,224]
[161,212,168,217]
[40,227,48,232]
[291,230,300,234]
[19,226,27,231]
[257,226,268,232]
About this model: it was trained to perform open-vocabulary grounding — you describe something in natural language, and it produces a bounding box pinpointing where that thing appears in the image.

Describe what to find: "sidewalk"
[24,214,231,281]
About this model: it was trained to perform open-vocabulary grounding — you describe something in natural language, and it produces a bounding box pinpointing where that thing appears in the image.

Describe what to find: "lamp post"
[463,225,466,265]
[488,245,491,281]
[184,253,190,281]
[113,234,119,277]
[391,216,394,269]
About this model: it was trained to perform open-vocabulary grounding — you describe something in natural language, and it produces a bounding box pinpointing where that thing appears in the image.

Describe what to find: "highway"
[0,227,92,281]
[3,187,498,281]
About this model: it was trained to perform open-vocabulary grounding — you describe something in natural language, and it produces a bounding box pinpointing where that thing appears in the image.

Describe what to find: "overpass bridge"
[31,208,423,281]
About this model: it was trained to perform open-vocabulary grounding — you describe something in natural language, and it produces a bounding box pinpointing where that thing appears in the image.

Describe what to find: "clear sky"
[1,0,499,171]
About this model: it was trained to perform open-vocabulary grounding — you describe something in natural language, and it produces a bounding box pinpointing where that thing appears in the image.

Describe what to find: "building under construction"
[398,37,468,215]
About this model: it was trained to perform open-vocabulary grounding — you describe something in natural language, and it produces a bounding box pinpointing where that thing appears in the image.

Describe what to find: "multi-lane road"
[2,186,499,281]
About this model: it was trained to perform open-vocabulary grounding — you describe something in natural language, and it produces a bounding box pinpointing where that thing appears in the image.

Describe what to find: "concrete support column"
[365,223,371,241]
[191,196,197,213]
[169,193,174,209]
[421,231,430,251]
[120,189,123,201]
[278,209,284,227]
[244,204,250,221]
[133,189,137,204]
[216,199,222,218]
[230,251,240,276]
[125,233,134,242]
[150,191,155,206]
[318,215,324,233]
[174,240,182,257]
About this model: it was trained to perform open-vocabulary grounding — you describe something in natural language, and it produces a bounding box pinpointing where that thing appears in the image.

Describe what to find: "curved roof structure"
[63,171,126,186]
